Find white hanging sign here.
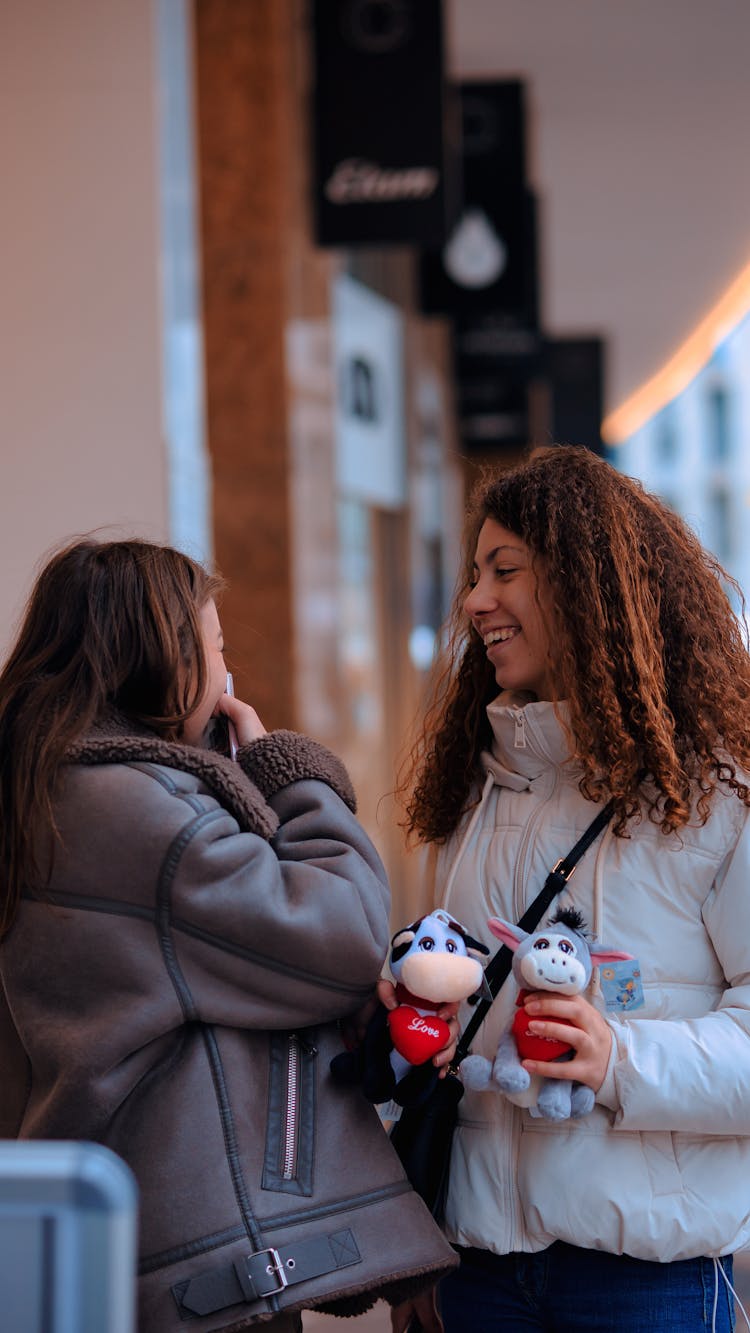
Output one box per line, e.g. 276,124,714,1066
331,275,406,509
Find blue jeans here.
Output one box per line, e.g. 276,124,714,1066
440,1242,736,1332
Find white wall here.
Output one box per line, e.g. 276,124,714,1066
0,0,168,654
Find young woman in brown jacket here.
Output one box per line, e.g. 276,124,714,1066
0,537,456,1333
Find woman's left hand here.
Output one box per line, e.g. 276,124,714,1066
521,990,612,1092
377,979,461,1077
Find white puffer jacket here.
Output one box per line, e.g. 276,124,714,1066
437,694,750,1261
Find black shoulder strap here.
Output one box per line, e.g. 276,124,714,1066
455,798,615,1063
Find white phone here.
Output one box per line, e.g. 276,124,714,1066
225,672,239,761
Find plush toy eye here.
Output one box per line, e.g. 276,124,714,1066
419,936,435,951
533,938,550,950
558,940,575,955
445,939,458,953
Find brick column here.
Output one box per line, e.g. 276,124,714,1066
193,0,295,729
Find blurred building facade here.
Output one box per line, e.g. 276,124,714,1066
5,0,750,921
609,290,750,602
2,0,471,920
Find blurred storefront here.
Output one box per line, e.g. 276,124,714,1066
185,0,608,912
1,0,590,915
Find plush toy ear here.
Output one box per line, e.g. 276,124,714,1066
589,946,635,966
465,937,491,959
487,918,528,952
443,917,490,959
391,919,422,947
389,929,417,965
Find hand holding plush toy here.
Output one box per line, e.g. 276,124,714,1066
330,909,489,1109
461,906,633,1121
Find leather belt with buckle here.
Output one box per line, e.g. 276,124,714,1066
173,1227,361,1317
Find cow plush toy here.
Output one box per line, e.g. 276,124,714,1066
461,906,633,1120
330,909,489,1109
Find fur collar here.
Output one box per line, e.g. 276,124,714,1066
66,716,278,840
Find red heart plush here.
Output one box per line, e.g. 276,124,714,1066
388,1006,450,1066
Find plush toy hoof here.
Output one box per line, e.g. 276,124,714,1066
460,1055,493,1091
536,1083,573,1121
493,1065,531,1095
538,1102,571,1121
570,1085,596,1118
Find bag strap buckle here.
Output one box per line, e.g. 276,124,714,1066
549,856,573,883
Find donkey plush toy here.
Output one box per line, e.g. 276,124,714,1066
330,909,489,1109
461,907,633,1120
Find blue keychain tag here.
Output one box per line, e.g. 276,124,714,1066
599,960,645,1012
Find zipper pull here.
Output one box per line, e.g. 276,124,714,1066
514,709,527,749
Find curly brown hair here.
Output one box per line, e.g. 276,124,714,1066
401,445,750,843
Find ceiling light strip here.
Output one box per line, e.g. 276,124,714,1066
603,254,750,445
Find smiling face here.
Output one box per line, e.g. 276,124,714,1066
464,519,558,701
181,598,228,746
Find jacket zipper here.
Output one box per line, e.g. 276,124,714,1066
512,767,560,921
506,765,559,1250
282,1034,317,1181
513,707,527,749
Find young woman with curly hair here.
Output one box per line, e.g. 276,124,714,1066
394,446,750,1333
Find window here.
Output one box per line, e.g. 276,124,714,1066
706,383,731,462
655,409,678,465
709,485,733,563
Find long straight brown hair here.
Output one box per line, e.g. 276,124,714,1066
0,537,224,940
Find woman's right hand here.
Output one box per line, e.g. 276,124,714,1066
216,691,266,745
377,979,461,1077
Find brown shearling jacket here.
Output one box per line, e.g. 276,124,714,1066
0,723,457,1331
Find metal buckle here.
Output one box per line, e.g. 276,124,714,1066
551,857,573,882
251,1247,289,1296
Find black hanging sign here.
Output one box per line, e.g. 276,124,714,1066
455,366,532,454
311,0,457,247
420,81,536,321
544,337,607,456
452,190,542,383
